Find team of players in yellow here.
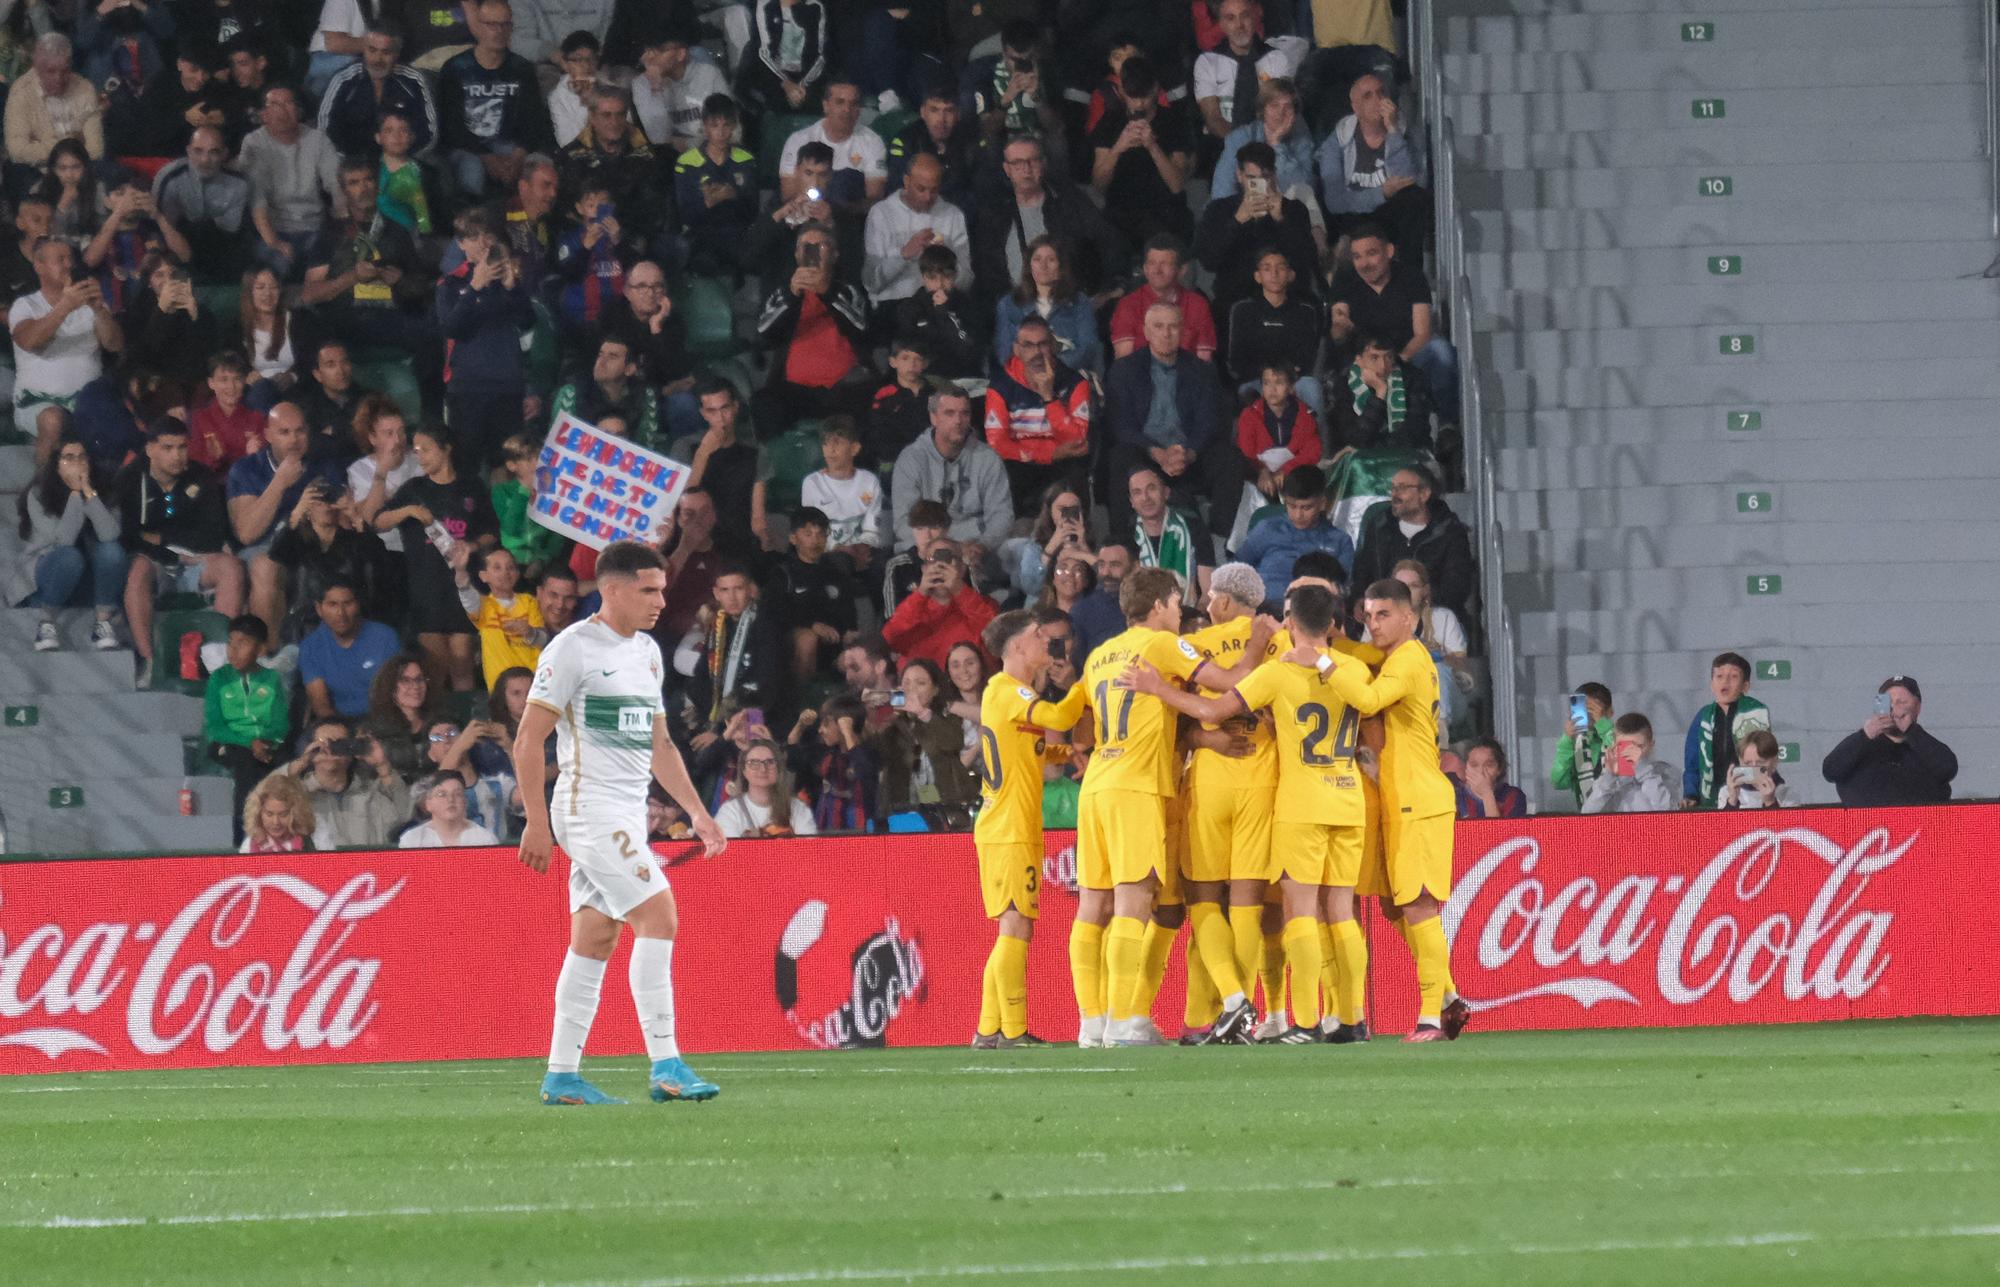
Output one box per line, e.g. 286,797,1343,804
970,556,1471,1048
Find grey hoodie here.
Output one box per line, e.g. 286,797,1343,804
888,430,1014,553
1581,759,1678,815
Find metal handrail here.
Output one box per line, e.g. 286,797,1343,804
1987,0,1998,236
1413,0,1519,771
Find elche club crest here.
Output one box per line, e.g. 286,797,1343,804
774,900,925,1049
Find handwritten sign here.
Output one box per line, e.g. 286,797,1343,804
529,413,690,551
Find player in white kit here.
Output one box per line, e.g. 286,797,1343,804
514,540,728,1106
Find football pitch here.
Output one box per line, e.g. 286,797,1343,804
3,1019,1997,1286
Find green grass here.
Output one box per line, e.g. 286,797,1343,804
3,1019,1999,1286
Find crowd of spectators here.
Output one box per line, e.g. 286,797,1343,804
0,0,1499,847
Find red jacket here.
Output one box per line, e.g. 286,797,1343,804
1235,398,1320,478
983,355,1092,465
1110,284,1217,359
882,583,998,667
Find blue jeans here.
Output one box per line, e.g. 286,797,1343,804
30,541,128,611
1406,338,1461,421
448,142,520,201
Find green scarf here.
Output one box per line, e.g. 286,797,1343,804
1347,363,1405,432
1134,508,1199,589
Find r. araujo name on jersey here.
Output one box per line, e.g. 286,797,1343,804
526,617,666,814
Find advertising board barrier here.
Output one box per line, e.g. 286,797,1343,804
3,805,1996,1073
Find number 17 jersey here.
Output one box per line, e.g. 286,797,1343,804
1078,625,1206,797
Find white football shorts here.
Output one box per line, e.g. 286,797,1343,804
554,807,667,919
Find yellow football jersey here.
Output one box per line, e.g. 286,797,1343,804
974,675,1085,848
1079,626,1205,796
1231,654,1367,827
1183,616,1274,785
1328,639,1456,820
1268,625,1386,669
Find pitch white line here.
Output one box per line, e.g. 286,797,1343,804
544,1225,2000,1286
5,1162,1990,1230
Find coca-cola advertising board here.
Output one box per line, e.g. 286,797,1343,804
3,806,1997,1073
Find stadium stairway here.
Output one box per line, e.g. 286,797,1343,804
0,443,234,855
1443,0,2000,807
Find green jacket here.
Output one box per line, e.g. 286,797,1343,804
204,665,289,749
492,478,568,569
1550,715,1615,804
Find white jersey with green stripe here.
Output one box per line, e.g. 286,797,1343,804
527,616,667,818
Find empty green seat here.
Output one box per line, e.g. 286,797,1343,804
682,274,744,359
763,422,825,515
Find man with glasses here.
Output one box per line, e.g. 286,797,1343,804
116,417,245,682
556,86,665,254
1349,465,1475,620
971,132,1124,305
599,260,697,436
983,315,1092,515
438,0,555,198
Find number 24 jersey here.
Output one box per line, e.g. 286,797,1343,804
1232,655,1368,827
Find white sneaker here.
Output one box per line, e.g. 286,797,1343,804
90,619,118,651
1112,1017,1169,1047
1076,1013,1106,1049
33,621,59,652
1252,1013,1289,1043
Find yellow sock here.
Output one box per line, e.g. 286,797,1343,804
1316,923,1337,1023
1183,932,1220,1028
1068,921,1105,1020
978,938,1004,1036
1410,916,1450,1025
1329,918,1369,1026
996,935,1030,1039
1280,917,1324,1029
1260,930,1287,1016
1105,916,1146,1022
1229,905,1263,998
1189,903,1245,1003
1130,918,1176,1018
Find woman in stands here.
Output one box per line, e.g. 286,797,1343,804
943,641,989,774
714,737,816,838
34,139,104,248
365,653,446,779
374,421,498,690
10,432,127,653
874,657,978,816
398,771,500,849
1004,480,1093,603
241,773,321,852
992,236,1104,376
238,266,316,412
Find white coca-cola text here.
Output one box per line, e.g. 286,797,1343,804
1444,826,1907,1013
0,873,404,1060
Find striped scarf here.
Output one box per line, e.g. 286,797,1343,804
1347,364,1405,433
1134,508,1199,590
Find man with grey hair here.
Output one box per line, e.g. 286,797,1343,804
4,32,102,185
317,23,440,158
555,85,665,248
889,385,1013,570
152,126,254,283
1104,298,1240,542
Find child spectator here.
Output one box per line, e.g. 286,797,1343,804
673,93,757,279
547,30,601,147
1329,333,1432,455
1226,248,1323,408
1233,465,1352,601
1551,681,1615,808
788,692,879,833
554,178,630,331
799,418,883,572
1719,729,1796,810
203,613,290,840
188,351,266,473
492,433,567,577
374,112,440,237
761,506,857,684
1583,714,1679,815
891,245,981,380
451,544,546,689
863,335,940,469
1682,651,1769,809
1456,737,1528,820
1235,362,1320,504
